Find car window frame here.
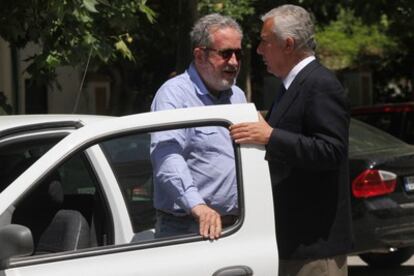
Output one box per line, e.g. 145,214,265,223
5,119,245,269
99,120,245,236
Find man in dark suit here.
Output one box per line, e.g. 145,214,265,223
230,4,353,276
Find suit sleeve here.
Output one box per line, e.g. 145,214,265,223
266,74,350,171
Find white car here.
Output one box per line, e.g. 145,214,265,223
0,103,278,276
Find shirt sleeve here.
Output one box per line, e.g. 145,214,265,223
150,82,205,212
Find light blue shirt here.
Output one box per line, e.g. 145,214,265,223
150,63,246,216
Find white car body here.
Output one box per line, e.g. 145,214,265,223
0,103,278,275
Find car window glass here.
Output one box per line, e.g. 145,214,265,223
60,153,96,195
349,119,405,154
353,112,404,138
100,133,154,233
10,150,112,257
0,137,63,192
100,125,240,240
404,112,414,143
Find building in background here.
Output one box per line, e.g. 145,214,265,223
0,39,111,115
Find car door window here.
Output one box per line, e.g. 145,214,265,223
100,133,154,233
58,152,112,246
0,136,64,192
99,125,240,239
10,150,112,257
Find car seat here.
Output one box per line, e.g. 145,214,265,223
12,172,90,254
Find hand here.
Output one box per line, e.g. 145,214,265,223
191,204,222,240
229,112,273,145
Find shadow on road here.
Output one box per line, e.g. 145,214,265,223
350,265,414,276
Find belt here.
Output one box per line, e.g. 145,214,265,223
156,210,238,227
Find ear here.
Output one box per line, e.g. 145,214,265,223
284,37,295,53
194,48,205,65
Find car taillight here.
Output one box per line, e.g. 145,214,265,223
352,169,397,198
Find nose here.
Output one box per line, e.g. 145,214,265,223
228,52,240,66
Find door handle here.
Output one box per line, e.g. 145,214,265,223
213,265,253,276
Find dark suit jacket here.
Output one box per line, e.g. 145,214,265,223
266,60,353,259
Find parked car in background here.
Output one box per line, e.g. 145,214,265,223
349,119,414,267
352,101,414,143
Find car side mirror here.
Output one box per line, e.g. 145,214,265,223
0,224,33,269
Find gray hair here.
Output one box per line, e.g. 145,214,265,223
190,13,243,50
262,5,316,54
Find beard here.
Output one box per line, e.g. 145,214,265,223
205,63,239,92
217,76,235,90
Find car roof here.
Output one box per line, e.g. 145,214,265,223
0,114,113,138
0,114,112,130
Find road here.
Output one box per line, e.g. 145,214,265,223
349,255,414,276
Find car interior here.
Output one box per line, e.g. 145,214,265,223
0,137,113,255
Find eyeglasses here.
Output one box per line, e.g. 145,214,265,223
202,47,243,61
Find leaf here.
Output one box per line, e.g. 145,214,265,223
139,1,157,23
46,53,61,68
83,0,99,13
114,40,135,62
83,32,97,45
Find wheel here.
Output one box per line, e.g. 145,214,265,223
359,247,414,268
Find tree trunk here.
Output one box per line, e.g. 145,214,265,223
175,0,198,74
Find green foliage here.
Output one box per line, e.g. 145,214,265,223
316,8,396,70
0,0,155,83
197,0,259,49
198,0,255,20
2,0,413,110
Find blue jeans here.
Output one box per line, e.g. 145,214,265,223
154,211,199,238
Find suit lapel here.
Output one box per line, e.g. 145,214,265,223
268,60,320,126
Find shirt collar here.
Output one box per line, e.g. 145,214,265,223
187,63,233,100
283,56,315,89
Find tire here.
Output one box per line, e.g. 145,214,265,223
359,247,414,268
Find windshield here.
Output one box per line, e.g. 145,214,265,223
353,110,414,143
349,119,405,154
0,136,64,193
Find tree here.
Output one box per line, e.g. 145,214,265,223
3,0,413,114
316,8,396,71
350,1,414,100
306,0,414,100
0,0,155,86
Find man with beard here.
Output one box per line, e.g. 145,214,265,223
150,14,246,240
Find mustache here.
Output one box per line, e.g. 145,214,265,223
223,65,238,72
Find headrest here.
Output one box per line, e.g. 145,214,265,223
17,172,64,212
